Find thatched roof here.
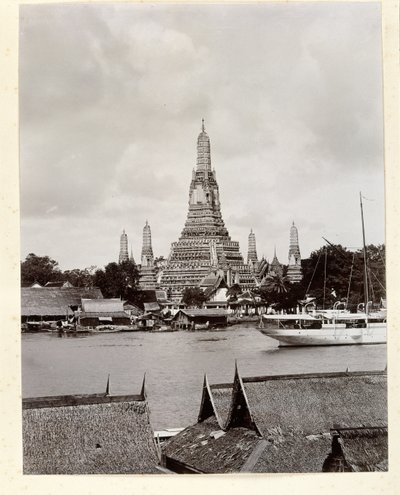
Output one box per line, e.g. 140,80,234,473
23,386,159,474
163,416,262,473
241,370,387,473
209,384,233,426
81,298,123,313
330,427,388,472
21,287,103,317
186,369,388,473
144,302,161,312
241,371,387,437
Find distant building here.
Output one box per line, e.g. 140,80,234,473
21,287,103,322
268,247,283,277
44,281,74,288
162,368,387,473
199,271,229,308
159,121,257,301
287,222,302,283
247,229,258,266
118,229,129,263
138,221,158,289
23,378,160,474
78,298,130,327
171,309,228,330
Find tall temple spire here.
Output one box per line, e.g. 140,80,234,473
269,245,283,277
196,119,212,173
138,220,157,289
287,221,302,283
247,229,258,264
141,221,154,267
119,229,129,263
160,122,257,301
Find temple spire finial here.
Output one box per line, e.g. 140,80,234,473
202,118,205,132
105,374,110,396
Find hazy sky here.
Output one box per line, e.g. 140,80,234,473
20,2,385,271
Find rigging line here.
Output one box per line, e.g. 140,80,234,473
369,268,386,292
305,248,323,297
323,246,328,310
346,252,356,306
368,267,375,302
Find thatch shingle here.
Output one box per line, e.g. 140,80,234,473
166,370,387,474
23,392,159,474
163,416,262,473
21,287,103,317
323,427,388,472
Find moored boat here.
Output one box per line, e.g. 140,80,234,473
259,313,386,346
259,193,386,347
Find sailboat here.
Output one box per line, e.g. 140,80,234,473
259,194,387,347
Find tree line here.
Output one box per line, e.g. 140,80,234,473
21,243,385,310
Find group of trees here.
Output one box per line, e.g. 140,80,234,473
21,254,141,301
253,243,386,311
21,242,386,311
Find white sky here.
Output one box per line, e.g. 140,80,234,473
19,2,385,271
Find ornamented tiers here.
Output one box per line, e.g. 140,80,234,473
160,121,257,301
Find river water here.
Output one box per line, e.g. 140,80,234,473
21,324,387,430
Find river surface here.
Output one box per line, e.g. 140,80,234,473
22,324,387,430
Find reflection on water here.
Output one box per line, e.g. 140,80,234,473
22,325,387,429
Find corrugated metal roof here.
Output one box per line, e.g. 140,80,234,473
81,299,123,313
79,311,129,319
180,309,228,317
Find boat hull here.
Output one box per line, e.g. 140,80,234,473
260,324,386,347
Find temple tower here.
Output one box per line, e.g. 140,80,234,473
138,221,157,289
269,247,283,277
247,229,258,265
287,222,302,283
118,230,129,263
160,121,257,301
141,220,154,267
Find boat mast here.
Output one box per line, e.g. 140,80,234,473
360,192,369,314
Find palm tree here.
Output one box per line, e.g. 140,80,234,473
262,273,289,295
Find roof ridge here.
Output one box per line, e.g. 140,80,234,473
209,369,386,388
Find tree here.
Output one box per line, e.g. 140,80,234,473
21,253,61,286
301,243,386,308
260,273,291,310
182,287,207,308
226,283,242,302
93,260,139,299
62,267,96,288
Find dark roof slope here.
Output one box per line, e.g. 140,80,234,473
244,371,387,473
21,287,103,316
334,427,388,472
23,391,159,474
163,416,262,473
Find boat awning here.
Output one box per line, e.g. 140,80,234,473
262,314,318,321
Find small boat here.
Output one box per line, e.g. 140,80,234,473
88,325,122,334
194,322,210,331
